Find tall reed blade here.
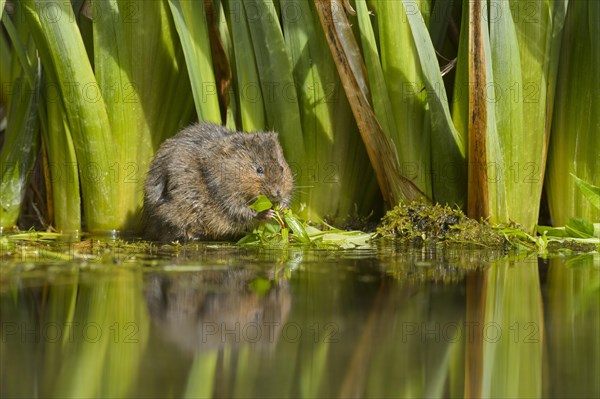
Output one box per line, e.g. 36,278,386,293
240,0,305,162
546,0,599,224
466,0,492,221
454,0,567,231
355,0,466,207
22,0,117,231
487,0,566,231
0,16,11,107
377,0,432,198
168,0,221,123
315,0,426,206
223,0,266,131
94,0,194,232
400,0,466,207
281,0,379,221
44,72,81,232
0,8,40,228
211,0,239,129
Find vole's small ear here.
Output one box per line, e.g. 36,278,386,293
220,135,243,155
221,142,235,156
158,173,172,204
147,168,171,205
255,132,279,144
245,132,266,146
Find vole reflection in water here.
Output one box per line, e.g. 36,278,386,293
144,269,291,353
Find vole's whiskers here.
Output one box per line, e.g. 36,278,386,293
288,189,310,202
291,190,308,197
290,186,311,198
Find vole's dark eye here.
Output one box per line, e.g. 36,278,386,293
256,166,264,175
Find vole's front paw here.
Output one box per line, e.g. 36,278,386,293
256,209,275,219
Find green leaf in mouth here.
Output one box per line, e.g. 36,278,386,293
249,195,274,213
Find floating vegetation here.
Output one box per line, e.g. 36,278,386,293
546,240,598,254
1,199,596,264
377,201,507,248
0,230,159,265
377,201,599,253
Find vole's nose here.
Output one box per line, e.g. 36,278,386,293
271,190,282,203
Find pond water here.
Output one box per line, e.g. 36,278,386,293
1,241,598,398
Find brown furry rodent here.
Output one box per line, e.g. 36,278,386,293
143,122,293,241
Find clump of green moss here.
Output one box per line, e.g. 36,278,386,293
377,201,507,248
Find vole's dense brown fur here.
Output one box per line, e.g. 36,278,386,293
143,123,293,241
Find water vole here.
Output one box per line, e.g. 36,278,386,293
143,123,293,241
